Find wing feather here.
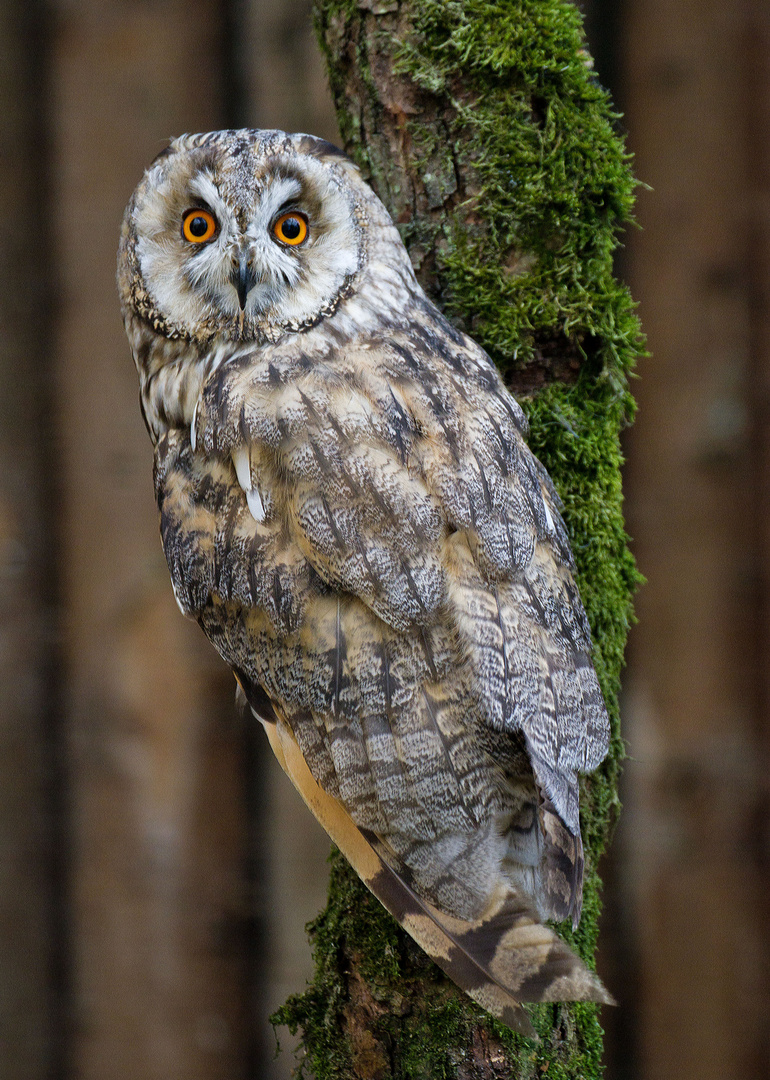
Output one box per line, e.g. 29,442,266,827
161,321,614,1019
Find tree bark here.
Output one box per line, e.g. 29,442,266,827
273,1,642,1077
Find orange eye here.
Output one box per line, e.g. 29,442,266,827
273,212,308,246
182,208,217,243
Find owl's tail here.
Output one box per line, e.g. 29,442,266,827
264,713,613,1039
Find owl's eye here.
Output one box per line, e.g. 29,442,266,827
182,208,217,244
273,212,308,246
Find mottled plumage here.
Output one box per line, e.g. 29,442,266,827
118,128,612,1036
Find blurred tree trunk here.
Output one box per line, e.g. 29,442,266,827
273,1,642,1077
620,0,770,1077
49,3,255,1077
0,4,61,1078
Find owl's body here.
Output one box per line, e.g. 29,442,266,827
119,129,612,1035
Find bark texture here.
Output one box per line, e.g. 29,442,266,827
273,1,642,1076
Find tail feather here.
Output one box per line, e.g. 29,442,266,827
263,713,613,1040
539,791,585,928
362,835,612,1038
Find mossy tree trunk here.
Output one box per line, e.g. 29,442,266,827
273,2,642,1076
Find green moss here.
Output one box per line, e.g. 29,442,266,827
277,0,645,1074
275,848,609,1079
320,0,640,387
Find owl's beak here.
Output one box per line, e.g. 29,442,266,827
231,256,258,310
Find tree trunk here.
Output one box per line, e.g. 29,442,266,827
273,1,642,1076
0,5,62,1077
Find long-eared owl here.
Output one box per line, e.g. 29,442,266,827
117,128,612,1036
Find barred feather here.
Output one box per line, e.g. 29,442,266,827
120,128,614,1031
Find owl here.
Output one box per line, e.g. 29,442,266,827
118,128,613,1037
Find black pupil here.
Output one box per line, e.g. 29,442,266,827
188,215,210,237
281,216,302,239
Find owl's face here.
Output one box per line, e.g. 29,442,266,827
119,130,378,346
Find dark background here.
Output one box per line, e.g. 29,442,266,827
1,1,768,1078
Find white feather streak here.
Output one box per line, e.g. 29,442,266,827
232,446,252,492
246,488,266,523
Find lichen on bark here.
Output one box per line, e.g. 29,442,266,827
271,1,643,1076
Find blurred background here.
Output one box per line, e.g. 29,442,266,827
1,1,768,1078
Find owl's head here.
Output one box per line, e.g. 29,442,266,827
118,129,406,349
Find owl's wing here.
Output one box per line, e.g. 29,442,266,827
161,329,611,1017
444,523,608,925
372,330,610,925
156,428,611,1035
191,336,609,865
